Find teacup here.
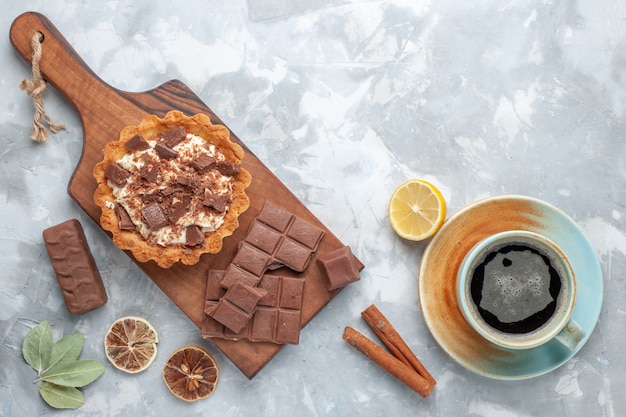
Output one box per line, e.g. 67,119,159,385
457,230,585,350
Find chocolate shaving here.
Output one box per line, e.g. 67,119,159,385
124,134,150,151
155,142,178,160
114,204,136,230
141,203,169,230
161,185,186,196
104,162,130,186
186,225,205,246
176,174,197,188
168,193,192,223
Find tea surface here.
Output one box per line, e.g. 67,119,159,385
470,244,562,334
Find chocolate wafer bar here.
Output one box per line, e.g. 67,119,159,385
43,219,108,314
201,270,305,344
220,201,325,289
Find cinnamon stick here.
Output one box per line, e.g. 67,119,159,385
361,304,436,386
343,326,434,398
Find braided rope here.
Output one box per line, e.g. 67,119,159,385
19,32,66,142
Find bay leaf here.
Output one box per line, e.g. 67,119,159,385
46,333,83,371
39,382,85,409
22,320,52,375
38,359,105,388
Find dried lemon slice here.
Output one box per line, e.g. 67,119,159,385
388,179,446,241
104,316,159,374
163,346,219,402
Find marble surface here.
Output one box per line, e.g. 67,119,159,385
1,0,624,416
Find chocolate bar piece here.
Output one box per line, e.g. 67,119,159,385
114,204,135,230
250,306,301,344
124,134,150,151
202,270,242,340
42,219,107,314
219,243,269,289
139,155,160,182
203,191,229,212
208,282,267,333
317,246,361,291
154,142,178,160
159,126,187,147
204,270,227,313
257,274,304,310
216,160,241,176
185,225,205,246
202,270,305,344
251,274,305,344
191,154,217,173
221,264,262,288
141,202,169,230
232,242,271,277
104,162,130,186
220,201,325,289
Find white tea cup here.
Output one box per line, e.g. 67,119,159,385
457,230,584,350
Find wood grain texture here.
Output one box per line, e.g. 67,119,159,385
10,12,361,378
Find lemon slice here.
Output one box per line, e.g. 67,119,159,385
388,179,446,241
104,316,159,374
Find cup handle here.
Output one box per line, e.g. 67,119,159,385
555,319,586,351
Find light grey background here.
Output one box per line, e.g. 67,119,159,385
1,0,624,416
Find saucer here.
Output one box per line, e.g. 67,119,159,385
418,195,603,380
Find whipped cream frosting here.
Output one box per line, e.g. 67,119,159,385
106,132,236,247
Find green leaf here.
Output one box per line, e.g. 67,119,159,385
39,382,85,409
46,333,84,372
22,320,52,375
38,359,105,388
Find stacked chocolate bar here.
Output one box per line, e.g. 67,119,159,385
201,201,362,345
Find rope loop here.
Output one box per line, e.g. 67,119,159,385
19,31,66,142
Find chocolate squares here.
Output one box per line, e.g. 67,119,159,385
248,201,325,271
202,201,326,345
317,246,361,291
202,271,305,344
200,201,364,348
221,201,325,289
209,282,267,333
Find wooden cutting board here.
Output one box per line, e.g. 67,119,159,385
10,12,361,379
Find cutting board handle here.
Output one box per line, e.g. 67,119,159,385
10,12,121,117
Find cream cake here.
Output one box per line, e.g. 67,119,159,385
93,111,252,268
